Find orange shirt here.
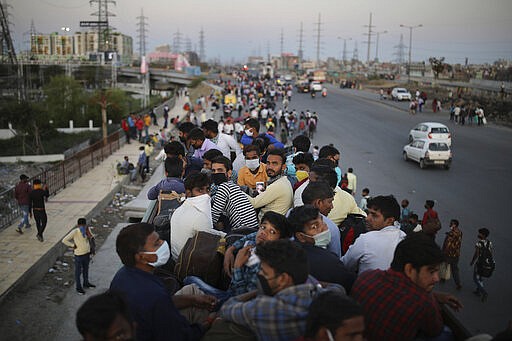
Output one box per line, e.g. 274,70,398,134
237,164,268,189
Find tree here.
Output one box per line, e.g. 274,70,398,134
43,75,87,126
429,57,447,79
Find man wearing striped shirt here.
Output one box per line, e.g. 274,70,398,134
210,156,259,231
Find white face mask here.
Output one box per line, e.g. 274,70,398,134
246,159,260,171
244,129,253,137
143,241,170,267
312,229,331,249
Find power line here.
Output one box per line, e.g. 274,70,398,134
89,0,116,52
363,12,375,63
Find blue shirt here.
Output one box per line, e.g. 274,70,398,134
110,266,202,341
323,214,342,258
147,177,185,200
193,139,220,159
241,133,285,149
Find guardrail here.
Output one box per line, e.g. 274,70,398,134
0,130,125,231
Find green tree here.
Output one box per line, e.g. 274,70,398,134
43,75,87,126
429,57,447,79
88,88,131,128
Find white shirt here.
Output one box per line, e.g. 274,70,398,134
211,133,242,159
170,194,225,260
341,225,406,275
293,179,309,207
346,172,357,193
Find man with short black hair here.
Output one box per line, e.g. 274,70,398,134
210,156,259,230
214,239,323,341
303,291,364,341
301,181,342,258
202,119,242,159
318,145,342,185
162,140,203,177
188,127,220,159
247,149,293,216
442,219,463,290
285,135,312,178
351,233,462,341
170,173,225,260
341,195,406,274
147,157,185,200
62,218,95,294
241,118,284,149
288,205,355,293
110,223,211,340
14,174,31,233
237,145,269,190
76,291,136,341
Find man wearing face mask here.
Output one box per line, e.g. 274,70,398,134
210,156,259,231
211,239,325,341
240,118,284,148
187,128,220,160
247,149,293,217
111,223,215,341
341,195,406,275
289,205,355,293
163,141,203,178
285,135,311,179
318,145,342,186
237,145,269,190
170,173,226,260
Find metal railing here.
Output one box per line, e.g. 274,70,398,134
0,130,124,231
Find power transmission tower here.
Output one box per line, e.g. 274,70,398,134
280,28,284,55
363,12,375,63
173,29,183,53
266,40,270,63
0,0,24,100
352,41,359,62
136,8,148,59
297,21,304,64
314,13,323,66
185,36,192,52
24,19,39,57
394,33,407,64
0,0,14,62
90,0,116,52
199,27,205,61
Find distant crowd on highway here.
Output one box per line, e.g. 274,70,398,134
72,73,506,341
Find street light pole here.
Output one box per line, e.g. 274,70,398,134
374,30,387,63
400,24,422,83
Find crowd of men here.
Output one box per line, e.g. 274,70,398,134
72,75,501,341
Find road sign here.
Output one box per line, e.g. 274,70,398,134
79,21,108,28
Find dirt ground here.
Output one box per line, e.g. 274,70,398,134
0,192,134,340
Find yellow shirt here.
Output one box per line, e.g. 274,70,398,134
247,176,293,216
328,186,366,225
237,164,269,189
62,227,92,256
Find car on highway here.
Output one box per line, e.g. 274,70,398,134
296,80,310,93
403,139,452,169
408,122,452,146
310,81,323,92
391,87,412,101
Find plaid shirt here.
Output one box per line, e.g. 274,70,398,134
230,232,260,295
351,269,443,341
220,283,323,341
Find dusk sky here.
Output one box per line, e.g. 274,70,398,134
8,0,512,64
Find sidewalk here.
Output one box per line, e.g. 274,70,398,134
0,95,190,303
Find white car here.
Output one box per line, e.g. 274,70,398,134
391,87,412,101
408,122,452,146
403,139,452,169
310,81,323,92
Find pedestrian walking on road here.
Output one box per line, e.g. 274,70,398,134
442,219,463,290
29,179,49,241
163,104,170,129
62,218,96,295
14,174,32,234
470,228,494,302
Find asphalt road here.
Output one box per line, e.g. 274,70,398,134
288,85,512,336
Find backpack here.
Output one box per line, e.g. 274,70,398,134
153,191,184,245
477,240,495,278
339,214,368,255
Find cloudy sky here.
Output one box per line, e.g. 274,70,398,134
8,0,512,64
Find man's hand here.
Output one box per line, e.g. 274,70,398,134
434,292,463,312
223,246,236,277
194,295,217,311
234,245,252,269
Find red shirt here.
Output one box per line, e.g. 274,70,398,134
422,208,438,226
351,269,443,341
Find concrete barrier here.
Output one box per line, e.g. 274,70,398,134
0,154,65,163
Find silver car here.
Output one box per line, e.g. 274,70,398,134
408,122,452,146
403,139,452,169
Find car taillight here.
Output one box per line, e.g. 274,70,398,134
448,133,451,138
428,133,432,139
